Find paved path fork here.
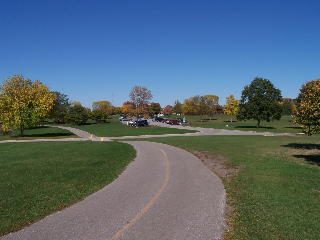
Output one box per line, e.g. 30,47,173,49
0,124,295,239
1,142,225,240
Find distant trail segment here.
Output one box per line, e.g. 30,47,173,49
1,141,226,240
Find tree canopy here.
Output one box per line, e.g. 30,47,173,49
163,105,173,115
182,96,200,115
0,75,56,135
173,100,183,114
65,102,90,125
202,95,219,118
150,102,161,116
121,101,135,116
91,101,112,123
50,91,70,124
294,79,320,135
237,77,282,127
129,86,152,107
224,95,240,122
281,98,295,116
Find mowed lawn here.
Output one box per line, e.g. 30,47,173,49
140,135,320,240
63,119,196,137
0,126,76,141
0,141,135,236
171,115,302,133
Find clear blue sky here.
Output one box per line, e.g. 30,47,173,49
1,0,319,107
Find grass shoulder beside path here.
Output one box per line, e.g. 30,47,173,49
129,135,320,240
0,126,77,141
0,141,135,236
58,119,197,137
171,115,302,133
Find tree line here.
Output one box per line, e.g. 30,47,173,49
0,75,319,135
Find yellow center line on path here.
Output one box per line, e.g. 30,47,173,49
110,148,171,240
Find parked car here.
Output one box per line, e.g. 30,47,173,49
167,120,180,125
119,116,130,121
127,120,135,126
153,117,164,122
136,119,149,127
128,119,149,127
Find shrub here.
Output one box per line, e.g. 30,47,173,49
65,105,89,125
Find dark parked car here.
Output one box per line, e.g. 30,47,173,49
129,119,149,127
137,119,148,126
153,117,164,122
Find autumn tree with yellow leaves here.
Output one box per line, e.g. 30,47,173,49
224,95,240,122
203,95,219,120
121,101,135,116
294,79,320,135
91,100,113,122
0,75,56,136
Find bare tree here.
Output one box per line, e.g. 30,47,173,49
129,86,153,107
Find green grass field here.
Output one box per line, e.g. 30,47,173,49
134,135,320,240
171,115,302,133
62,119,196,137
0,141,135,236
0,126,76,141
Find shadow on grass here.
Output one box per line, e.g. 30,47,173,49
10,126,75,138
235,125,275,130
282,143,320,150
196,119,217,122
28,126,51,129
203,118,217,121
293,154,320,166
76,122,97,126
282,143,320,166
22,132,74,138
285,126,303,130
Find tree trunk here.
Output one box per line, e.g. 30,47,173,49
307,125,312,136
20,125,24,136
257,119,261,128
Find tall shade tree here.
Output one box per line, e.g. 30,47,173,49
150,102,161,116
237,77,282,128
182,96,200,115
121,101,135,116
203,95,219,119
135,103,150,118
173,100,183,114
129,86,152,107
281,98,296,116
0,75,56,135
224,95,240,122
92,101,112,111
198,97,209,121
294,79,320,135
65,102,90,125
91,100,112,123
50,91,70,124
163,105,173,115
